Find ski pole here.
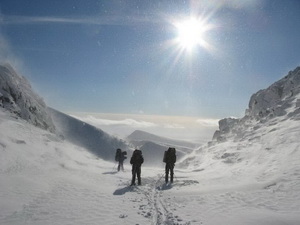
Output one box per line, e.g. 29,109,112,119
112,162,117,171
174,172,178,182
157,173,165,183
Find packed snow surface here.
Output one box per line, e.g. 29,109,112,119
1,105,300,225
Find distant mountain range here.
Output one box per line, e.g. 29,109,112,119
126,129,196,165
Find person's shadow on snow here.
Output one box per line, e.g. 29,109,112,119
157,183,172,191
102,171,118,175
113,186,134,195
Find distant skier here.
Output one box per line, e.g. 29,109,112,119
163,147,176,183
115,148,127,172
130,149,144,186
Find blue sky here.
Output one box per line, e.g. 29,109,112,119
0,0,300,120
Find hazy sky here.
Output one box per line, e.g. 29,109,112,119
0,0,300,141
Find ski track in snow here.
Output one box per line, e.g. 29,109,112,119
117,174,196,225
1,160,300,225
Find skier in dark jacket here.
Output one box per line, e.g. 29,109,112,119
115,148,127,172
130,149,144,186
163,147,176,183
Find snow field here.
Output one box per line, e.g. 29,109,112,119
1,107,300,225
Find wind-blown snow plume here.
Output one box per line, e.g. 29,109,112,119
49,108,129,161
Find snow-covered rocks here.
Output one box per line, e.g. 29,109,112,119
247,66,300,119
0,63,55,132
212,66,300,143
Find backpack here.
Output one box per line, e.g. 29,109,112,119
115,149,121,161
130,149,144,165
164,147,176,164
163,151,167,163
122,151,127,160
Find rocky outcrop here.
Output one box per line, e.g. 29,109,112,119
0,63,55,132
247,67,300,119
212,66,300,143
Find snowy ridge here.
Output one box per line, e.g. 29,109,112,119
178,66,300,211
49,108,129,161
0,63,55,132
127,130,196,149
0,63,132,162
212,66,300,143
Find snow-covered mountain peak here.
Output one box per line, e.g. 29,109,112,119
0,63,55,132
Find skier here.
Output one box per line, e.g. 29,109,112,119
115,148,127,172
130,149,144,186
163,147,176,183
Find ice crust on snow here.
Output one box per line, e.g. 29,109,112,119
0,63,55,132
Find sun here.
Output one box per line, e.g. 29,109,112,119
174,17,209,51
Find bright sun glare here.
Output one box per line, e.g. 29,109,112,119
174,17,209,51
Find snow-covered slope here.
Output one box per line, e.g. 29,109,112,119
0,63,55,132
177,66,300,223
49,108,129,161
1,93,300,225
0,63,132,162
184,67,300,172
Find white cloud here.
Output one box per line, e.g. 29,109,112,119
196,118,219,127
0,14,160,26
163,123,185,129
71,115,157,128
70,113,218,143
194,0,264,10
